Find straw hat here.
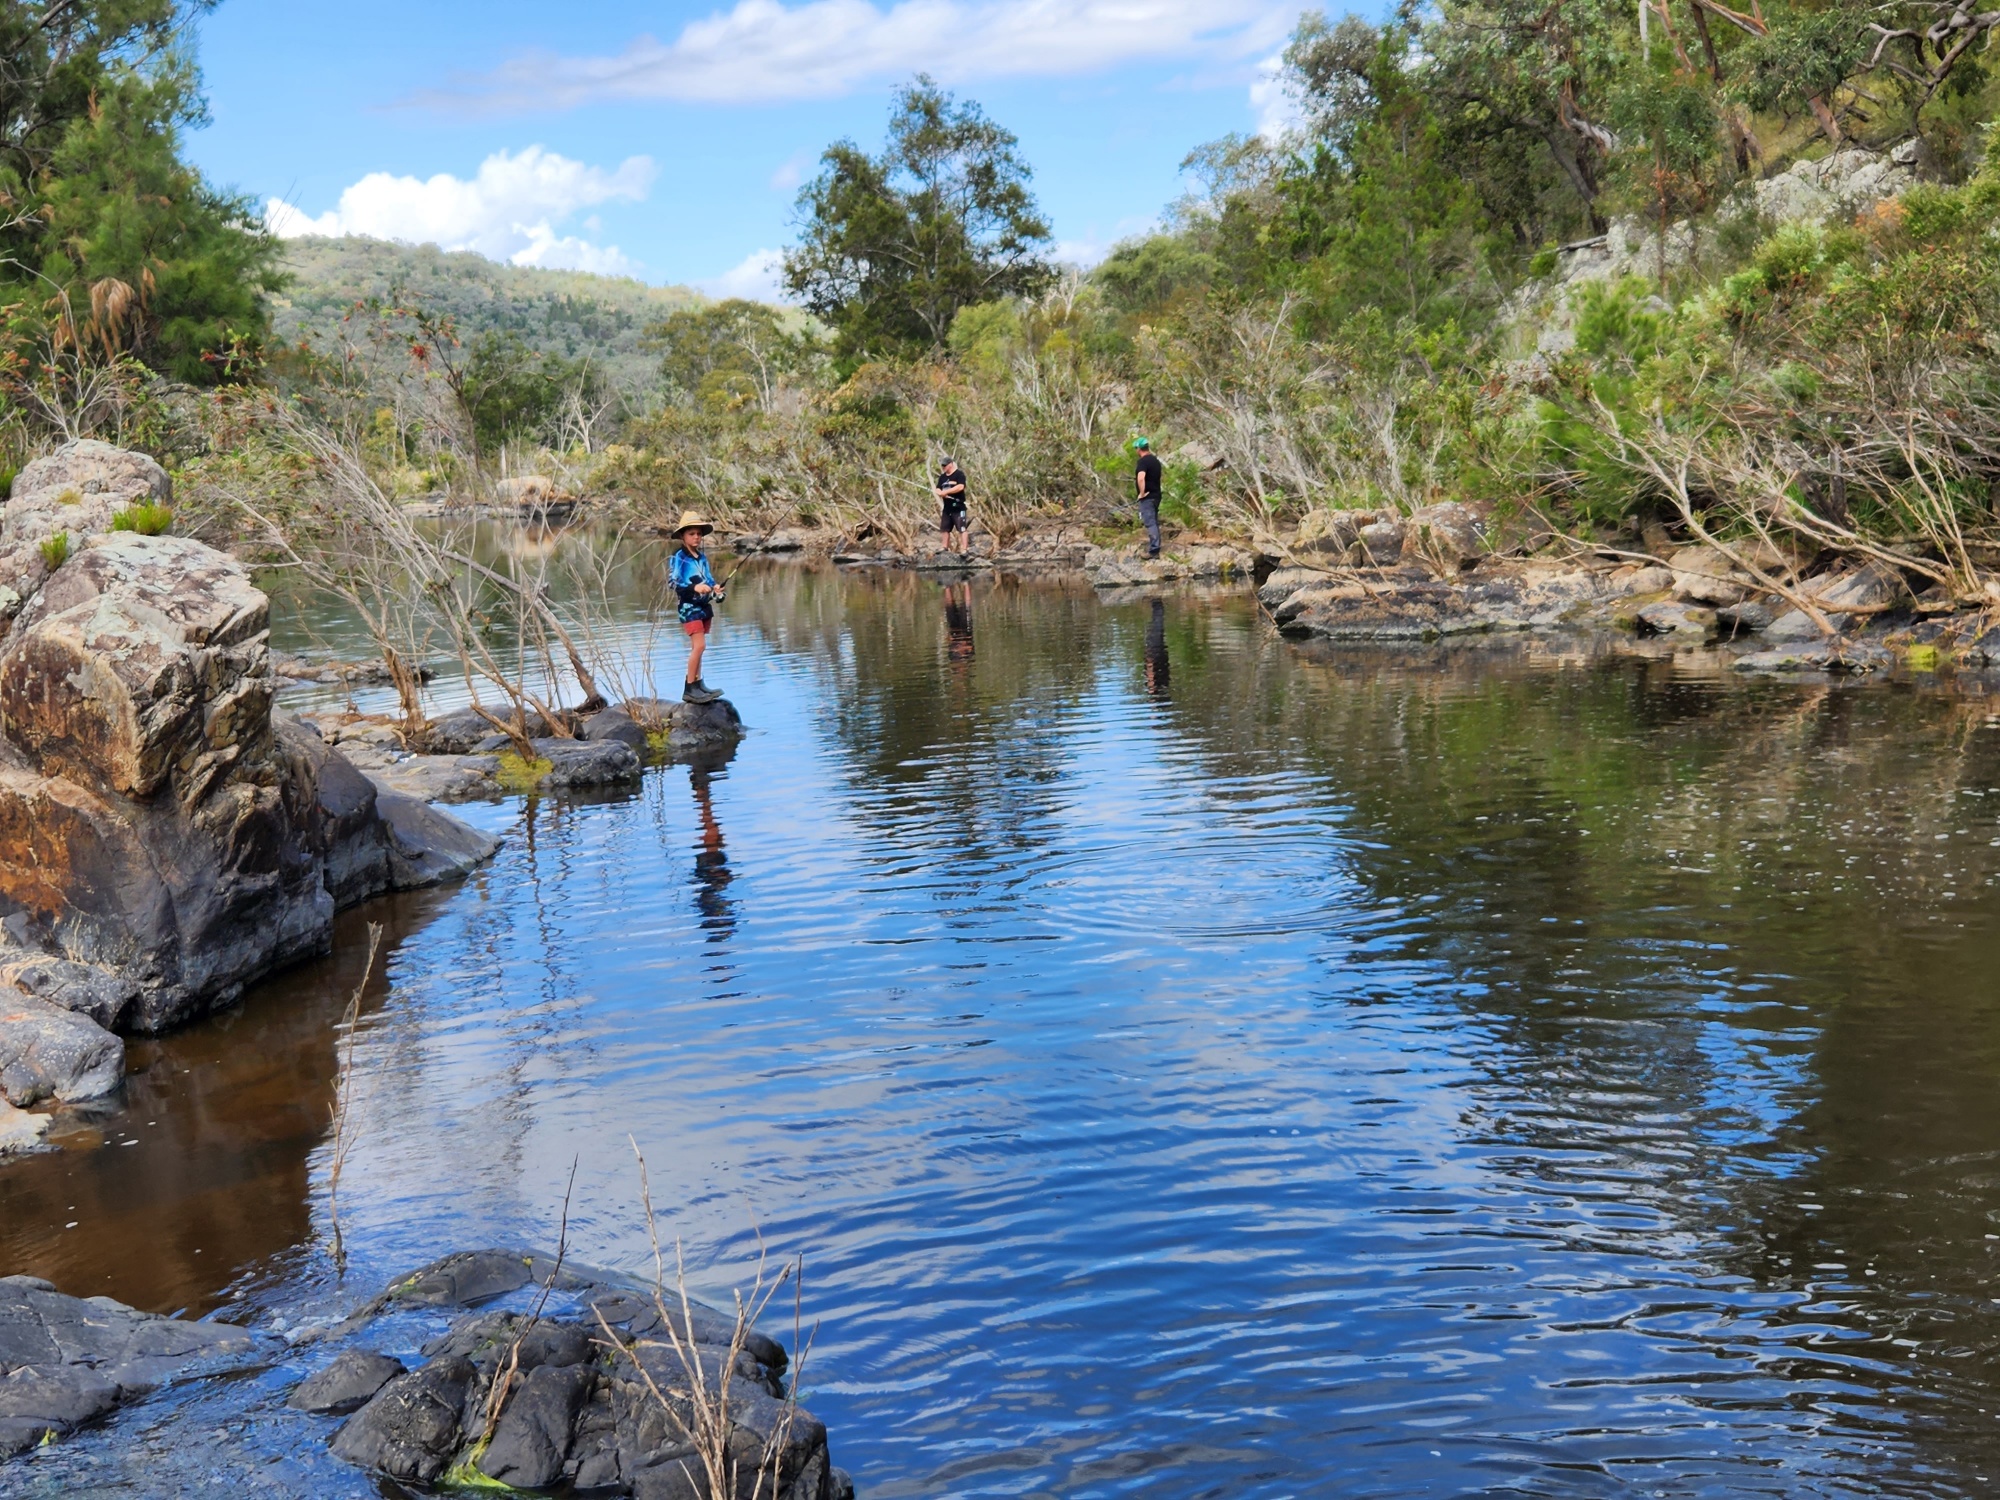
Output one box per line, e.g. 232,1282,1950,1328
670,510,713,536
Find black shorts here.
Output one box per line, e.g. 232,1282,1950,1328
941,507,969,533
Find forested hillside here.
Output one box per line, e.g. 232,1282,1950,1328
270,237,704,397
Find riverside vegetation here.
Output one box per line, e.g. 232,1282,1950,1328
7,0,2000,674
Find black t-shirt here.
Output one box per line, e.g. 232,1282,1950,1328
1135,454,1163,500
936,466,969,511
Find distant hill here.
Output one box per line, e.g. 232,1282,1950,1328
267,237,707,396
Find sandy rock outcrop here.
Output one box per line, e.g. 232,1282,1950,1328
1,440,171,551
0,447,500,1098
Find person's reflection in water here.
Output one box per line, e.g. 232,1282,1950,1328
1144,596,1171,697
687,756,736,946
944,580,975,672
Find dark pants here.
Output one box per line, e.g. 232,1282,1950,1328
1139,496,1161,554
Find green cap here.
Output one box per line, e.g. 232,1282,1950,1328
1134,436,1151,449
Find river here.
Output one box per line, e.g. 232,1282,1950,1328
4,558,2000,1497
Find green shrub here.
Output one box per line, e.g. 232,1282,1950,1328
0,467,15,502
110,502,173,535
1528,247,1558,279
38,532,69,570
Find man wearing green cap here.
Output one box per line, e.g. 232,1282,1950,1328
1134,438,1164,558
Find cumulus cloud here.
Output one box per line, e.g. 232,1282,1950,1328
264,146,656,275
701,247,792,301
1248,53,1301,141
414,0,1292,111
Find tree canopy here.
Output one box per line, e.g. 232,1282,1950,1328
0,0,279,385
784,77,1053,366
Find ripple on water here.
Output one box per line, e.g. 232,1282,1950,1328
9,572,2000,1498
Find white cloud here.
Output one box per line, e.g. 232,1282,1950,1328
700,247,792,302
264,146,655,276
1248,52,1300,141
418,0,1293,111
769,151,814,193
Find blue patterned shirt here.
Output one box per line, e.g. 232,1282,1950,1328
670,547,717,623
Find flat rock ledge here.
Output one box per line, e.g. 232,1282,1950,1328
0,1272,267,1456
0,1252,852,1499
305,697,746,802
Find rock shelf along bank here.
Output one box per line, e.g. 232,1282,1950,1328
0,1250,851,1499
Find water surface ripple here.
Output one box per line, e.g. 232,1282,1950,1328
6,565,2000,1498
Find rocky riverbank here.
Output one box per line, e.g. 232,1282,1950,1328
0,1250,850,1498
0,442,507,1155
724,500,2000,678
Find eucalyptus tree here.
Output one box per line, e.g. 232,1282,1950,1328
784,77,1054,365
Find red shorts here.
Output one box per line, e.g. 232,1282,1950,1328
683,618,711,637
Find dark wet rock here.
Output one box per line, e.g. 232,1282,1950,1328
308,1251,841,1500
582,705,650,752
422,1310,594,1371
0,1272,265,1454
274,713,391,907
0,1362,120,1456
622,697,746,754
1734,640,1894,673
376,791,501,886
479,1361,594,1487
1715,600,1775,636
0,992,122,1104
423,707,557,755
289,1350,406,1415
533,737,643,789
1633,600,1716,637
385,1250,538,1309
329,1354,476,1484
0,949,138,1032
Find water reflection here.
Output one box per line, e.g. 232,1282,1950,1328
1144,596,1170,697
688,753,738,947
7,563,2000,1497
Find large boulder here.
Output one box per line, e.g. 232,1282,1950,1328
0,992,122,1105
1400,502,1490,571
2,440,171,549
0,488,499,1035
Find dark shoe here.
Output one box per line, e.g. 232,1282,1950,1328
684,679,722,705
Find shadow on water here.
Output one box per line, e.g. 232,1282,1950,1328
0,891,459,1317
8,562,2000,1495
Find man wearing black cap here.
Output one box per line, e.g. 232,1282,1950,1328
935,456,970,555
1134,438,1163,558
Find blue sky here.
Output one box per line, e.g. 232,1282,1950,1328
188,0,1311,296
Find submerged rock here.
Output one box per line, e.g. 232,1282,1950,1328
1734,640,1895,673
0,1099,48,1155
288,1350,407,1415
0,1273,265,1457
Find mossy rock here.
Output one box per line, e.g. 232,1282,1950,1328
494,753,554,793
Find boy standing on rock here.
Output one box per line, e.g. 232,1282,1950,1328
935,456,970,555
670,511,724,703
1134,439,1164,558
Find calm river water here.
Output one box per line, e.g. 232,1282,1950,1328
5,558,2000,1498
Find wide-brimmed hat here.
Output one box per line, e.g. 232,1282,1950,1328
670,510,713,535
